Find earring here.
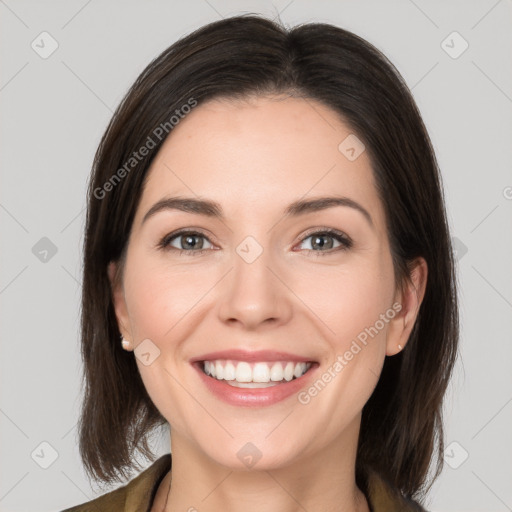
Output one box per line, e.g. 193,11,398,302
398,344,403,351
121,338,131,350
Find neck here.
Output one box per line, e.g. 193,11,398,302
163,416,370,512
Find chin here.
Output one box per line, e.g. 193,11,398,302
195,434,307,473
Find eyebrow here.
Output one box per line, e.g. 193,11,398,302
141,195,374,229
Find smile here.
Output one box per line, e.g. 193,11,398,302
191,349,319,407
202,360,312,388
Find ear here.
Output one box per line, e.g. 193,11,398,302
385,257,428,356
107,261,133,349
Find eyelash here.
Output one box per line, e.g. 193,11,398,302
157,228,353,256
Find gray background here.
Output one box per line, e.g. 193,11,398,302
1,1,511,511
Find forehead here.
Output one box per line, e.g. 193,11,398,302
134,95,386,233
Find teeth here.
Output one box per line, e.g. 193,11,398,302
227,381,279,388
294,363,305,378
235,362,252,382
270,362,283,381
284,362,295,381
253,362,270,382
202,359,312,383
224,361,236,380
215,361,224,380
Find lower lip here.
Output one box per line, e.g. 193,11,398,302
193,362,318,407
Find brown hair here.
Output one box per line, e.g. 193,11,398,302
78,13,459,504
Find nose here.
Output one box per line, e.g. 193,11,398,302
217,244,293,331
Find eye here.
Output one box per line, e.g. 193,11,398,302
296,228,353,255
157,227,353,256
158,230,214,255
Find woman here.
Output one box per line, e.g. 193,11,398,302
63,14,459,512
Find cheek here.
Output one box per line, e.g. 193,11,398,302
124,257,210,340
293,266,394,428
123,258,204,431
290,258,395,350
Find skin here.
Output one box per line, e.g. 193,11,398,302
108,94,427,512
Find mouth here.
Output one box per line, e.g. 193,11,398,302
198,359,313,388
190,350,319,406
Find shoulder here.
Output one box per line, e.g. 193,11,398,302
60,454,172,512
365,468,430,512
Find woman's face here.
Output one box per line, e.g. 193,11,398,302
110,94,420,470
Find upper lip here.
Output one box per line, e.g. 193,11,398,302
190,349,316,363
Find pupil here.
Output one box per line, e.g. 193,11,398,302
184,235,201,250
313,234,332,250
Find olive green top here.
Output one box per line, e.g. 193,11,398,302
61,454,427,512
